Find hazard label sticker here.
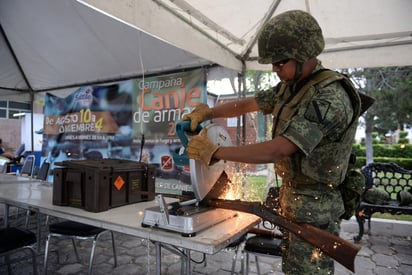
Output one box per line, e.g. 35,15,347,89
114,176,125,190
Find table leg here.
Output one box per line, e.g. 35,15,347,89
36,209,41,253
155,243,191,275
184,248,191,275
155,241,161,275
3,204,9,227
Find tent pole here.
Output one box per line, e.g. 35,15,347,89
241,64,247,146
30,92,34,157
239,61,248,199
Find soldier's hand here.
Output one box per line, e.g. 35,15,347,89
187,129,219,166
182,103,213,131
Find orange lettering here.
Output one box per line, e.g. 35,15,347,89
179,89,186,110
186,88,201,106
152,92,164,110
164,90,179,109
139,88,152,111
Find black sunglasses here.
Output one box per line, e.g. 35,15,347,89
273,58,291,68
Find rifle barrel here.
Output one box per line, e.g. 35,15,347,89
208,199,360,272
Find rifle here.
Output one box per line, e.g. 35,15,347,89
207,199,360,272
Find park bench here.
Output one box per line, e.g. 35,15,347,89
354,162,412,242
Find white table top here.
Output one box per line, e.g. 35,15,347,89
0,173,36,182
0,174,260,254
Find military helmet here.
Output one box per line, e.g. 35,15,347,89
258,10,325,64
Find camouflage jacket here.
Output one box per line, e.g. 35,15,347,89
255,61,361,187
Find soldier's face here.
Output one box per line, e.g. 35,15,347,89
272,59,296,81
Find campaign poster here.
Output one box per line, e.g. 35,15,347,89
41,68,206,195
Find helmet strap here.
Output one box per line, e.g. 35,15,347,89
286,62,303,89
294,62,303,81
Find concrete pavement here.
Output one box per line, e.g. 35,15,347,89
1,209,411,275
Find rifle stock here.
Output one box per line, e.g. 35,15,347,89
208,199,360,272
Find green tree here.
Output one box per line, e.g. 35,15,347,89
348,66,412,163
245,70,276,92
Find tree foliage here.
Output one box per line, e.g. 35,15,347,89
245,70,277,92
345,66,412,163
348,66,412,133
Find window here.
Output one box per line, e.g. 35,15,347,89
0,101,32,119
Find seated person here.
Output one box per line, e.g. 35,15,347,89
1,144,25,163
0,139,5,155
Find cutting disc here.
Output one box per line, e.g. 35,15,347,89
190,123,232,201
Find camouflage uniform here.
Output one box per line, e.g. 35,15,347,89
255,10,359,275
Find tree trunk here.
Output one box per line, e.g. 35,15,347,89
365,113,374,164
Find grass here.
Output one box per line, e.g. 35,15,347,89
246,175,412,222
244,176,267,201
373,213,412,221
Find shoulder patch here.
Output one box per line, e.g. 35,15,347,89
304,99,330,123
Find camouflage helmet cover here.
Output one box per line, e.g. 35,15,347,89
258,10,325,64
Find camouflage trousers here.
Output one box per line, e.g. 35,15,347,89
281,221,340,274
279,183,344,274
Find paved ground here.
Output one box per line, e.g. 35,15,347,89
1,209,411,275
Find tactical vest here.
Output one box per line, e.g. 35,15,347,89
273,70,361,187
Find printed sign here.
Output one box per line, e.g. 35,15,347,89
41,69,207,195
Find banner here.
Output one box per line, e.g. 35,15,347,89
42,68,206,195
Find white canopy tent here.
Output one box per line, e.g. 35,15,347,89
0,0,212,152
1,0,411,100
0,0,212,100
84,0,412,73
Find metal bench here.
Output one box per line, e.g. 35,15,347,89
354,162,412,242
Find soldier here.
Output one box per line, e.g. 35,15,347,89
183,10,362,274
